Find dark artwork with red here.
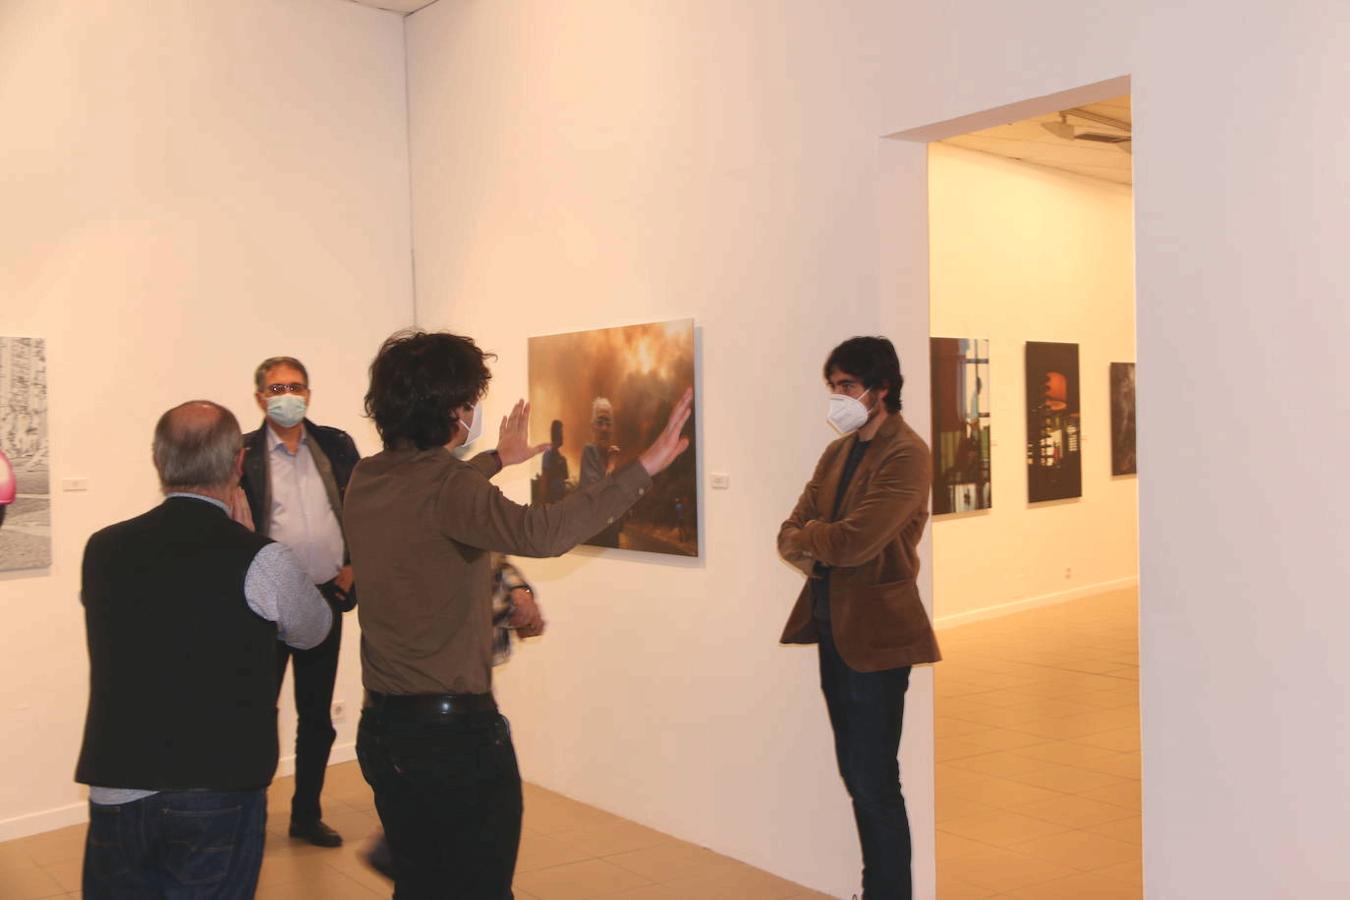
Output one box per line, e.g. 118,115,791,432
1025,341,1082,502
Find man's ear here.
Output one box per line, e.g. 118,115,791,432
232,447,246,482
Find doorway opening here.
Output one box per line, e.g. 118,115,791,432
923,93,1143,898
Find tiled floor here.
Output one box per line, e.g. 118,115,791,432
934,587,1142,900
0,764,830,899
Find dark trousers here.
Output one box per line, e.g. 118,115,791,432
356,707,523,900
82,789,266,900
818,619,913,900
276,609,342,824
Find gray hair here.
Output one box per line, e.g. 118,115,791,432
254,356,309,391
153,401,243,492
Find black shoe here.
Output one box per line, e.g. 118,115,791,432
289,819,343,848
363,835,396,881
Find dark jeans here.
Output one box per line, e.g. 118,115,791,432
276,608,342,824
356,706,522,900
82,789,266,900
818,619,913,900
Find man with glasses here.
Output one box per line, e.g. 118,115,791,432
239,356,360,848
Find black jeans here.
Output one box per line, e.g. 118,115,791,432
83,789,266,899
276,608,342,824
356,706,522,900
818,619,913,900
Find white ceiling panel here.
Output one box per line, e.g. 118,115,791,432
942,95,1133,186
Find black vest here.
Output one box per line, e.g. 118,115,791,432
75,497,279,791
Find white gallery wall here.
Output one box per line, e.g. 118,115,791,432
0,0,413,838
403,1,931,897
928,144,1138,624
881,0,1350,896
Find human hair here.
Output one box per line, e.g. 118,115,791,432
550,419,564,445
152,401,243,492
364,330,495,450
254,356,309,391
824,336,904,413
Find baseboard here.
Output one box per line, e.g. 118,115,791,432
934,576,1139,629
0,741,358,843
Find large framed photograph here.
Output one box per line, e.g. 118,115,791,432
528,319,698,557
0,336,51,571
930,337,991,515
1025,341,1082,503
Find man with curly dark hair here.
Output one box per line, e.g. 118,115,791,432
345,329,692,899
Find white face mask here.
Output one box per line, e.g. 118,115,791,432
827,390,872,435
458,403,484,448
266,394,307,429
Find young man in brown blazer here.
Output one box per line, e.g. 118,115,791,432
778,336,941,900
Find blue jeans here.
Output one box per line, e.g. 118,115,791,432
818,619,913,900
82,789,266,900
357,708,522,900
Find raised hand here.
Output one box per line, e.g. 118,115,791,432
638,387,694,477
496,399,552,467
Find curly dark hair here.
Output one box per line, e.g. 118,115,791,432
365,330,496,450
824,336,904,413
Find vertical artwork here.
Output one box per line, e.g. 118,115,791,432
1110,362,1137,476
930,337,991,515
1025,341,1082,502
528,319,698,557
0,337,51,571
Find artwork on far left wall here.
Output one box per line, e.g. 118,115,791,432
1110,362,1137,476
1025,340,1082,502
528,318,698,558
0,336,51,571
930,337,991,514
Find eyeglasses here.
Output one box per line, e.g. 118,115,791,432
264,382,308,395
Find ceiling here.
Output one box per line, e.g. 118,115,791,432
341,0,436,13
941,95,1133,186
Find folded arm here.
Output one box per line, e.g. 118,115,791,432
783,445,930,569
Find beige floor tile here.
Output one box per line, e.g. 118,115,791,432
604,840,736,882
1084,816,1142,845
1003,870,1141,899
1076,781,1142,811
0,863,69,900
947,751,1057,779
12,827,86,867
1008,830,1141,872
935,794,1003,825
1069,752,1141,780
553,820,672,858
941,843,1078,892
644,862,805,900
1016,795,1137,829
940,811,1074,847
936,831,995,862
1073,727,1141,752
254,866,382,899
936,870,1004,899
512,858,653,900
1097,859,1144,886
39,858,82,893
515,830,599,874
1001,763,1131,794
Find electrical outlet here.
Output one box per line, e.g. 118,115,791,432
711,473,731,490
331,700,347,721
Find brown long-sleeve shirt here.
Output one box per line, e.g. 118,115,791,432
344,447,651,695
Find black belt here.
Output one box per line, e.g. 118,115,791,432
363,690,497,718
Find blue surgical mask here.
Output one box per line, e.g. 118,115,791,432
266,394,307,428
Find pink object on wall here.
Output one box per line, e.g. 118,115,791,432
0,451,15,505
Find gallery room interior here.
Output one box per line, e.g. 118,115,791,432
2,1,1348,899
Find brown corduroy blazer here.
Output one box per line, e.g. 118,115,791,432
778,413,941,672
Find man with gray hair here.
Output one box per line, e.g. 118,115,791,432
75,400,332,899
